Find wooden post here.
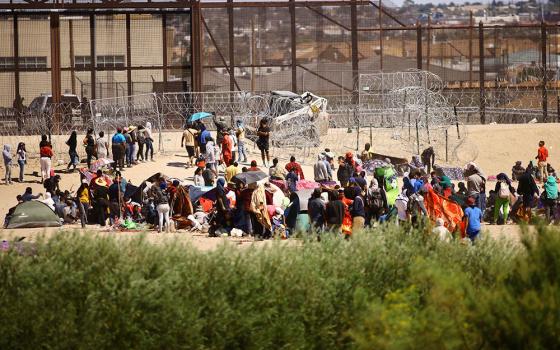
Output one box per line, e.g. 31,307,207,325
454,105,460,139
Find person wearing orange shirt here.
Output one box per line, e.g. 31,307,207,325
536,140,549,180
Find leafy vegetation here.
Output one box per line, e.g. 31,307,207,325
1,225,559,349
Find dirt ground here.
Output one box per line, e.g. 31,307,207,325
2,123,558,248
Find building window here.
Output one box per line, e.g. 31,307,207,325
75,55,91,69
20,56,47,69
96,55,125,68
0,57,14,69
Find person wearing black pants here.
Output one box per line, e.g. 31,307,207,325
84,128,96,170
93,178,109,227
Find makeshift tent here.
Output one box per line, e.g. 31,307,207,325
423,188,465,236
232,171,268,185
7,201,61,229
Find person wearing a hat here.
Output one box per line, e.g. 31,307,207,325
111,127,126,171
464,196,482,241
93,176,109,227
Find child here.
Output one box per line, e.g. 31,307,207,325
464,196,482,241
193,167,204,186
3,144,13,185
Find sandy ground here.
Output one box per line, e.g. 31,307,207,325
2,123,558,248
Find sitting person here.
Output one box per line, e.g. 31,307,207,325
511,161,525,181
432,218,452,242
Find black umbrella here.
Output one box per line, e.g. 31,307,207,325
232,171,268,185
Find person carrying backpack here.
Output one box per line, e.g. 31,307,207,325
493,173,515,224
366,178,385,224
542,175,558,223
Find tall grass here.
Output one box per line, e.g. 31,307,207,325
1,225,558,349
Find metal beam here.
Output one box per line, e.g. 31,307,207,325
290,0,297,92
126,13,132,96
228,0,235,91
479,21,486,124
304,5,350,31
191,1,202,92
351,0,359,92
416,22,422,70
90,14,96,99
200,14,241,91
541,21,548,122
162,13,168,86
13,14,19,100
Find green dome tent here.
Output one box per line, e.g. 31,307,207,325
7,201,61,229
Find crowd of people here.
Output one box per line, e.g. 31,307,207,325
3,113,559,242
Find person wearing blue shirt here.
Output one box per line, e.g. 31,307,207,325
464,196,482,241
199,127,211,154
111,128,126,171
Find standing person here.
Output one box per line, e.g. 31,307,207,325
285,156,305,180
111,128,126,172
16,142,26,182
93,177,109,227
123,128,133,168
221,130,233,167
465,162,487,215
128,125,138,165
314,154,330,183
204,136,218,175
181,124,198,167
154,181,171,233
256,118,271,167
76,179,92,225
421,146,435,174
193,167,205,186
517,167,539,221
136,125,146,162
308,188,325,234
66,131,79,172
198,124,211,155
285,192,300,235
536,140,549,180
84,128,95,169
350,188,366,233
361,143,375,162
144,121,155,162
464,196,482,241
325,190,345,233
96,131,108,159
337,156,352,187
493,173,515,225
542,175,558,223
366,178,384,224
39,135,53,183
3,144,13,185
236,120,248,163
230,128,238,164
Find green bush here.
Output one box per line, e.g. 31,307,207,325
0,225,559,349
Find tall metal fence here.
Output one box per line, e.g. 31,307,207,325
0,0,559,132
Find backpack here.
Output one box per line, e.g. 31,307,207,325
368,189,383,209
498,181,510,199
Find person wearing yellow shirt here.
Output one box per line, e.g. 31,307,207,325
225,161,240,183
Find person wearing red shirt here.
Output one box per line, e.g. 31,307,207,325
248,160,261,172
536,140,549,180
39,134,53,183
285,156,305,180
221,131,233,167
